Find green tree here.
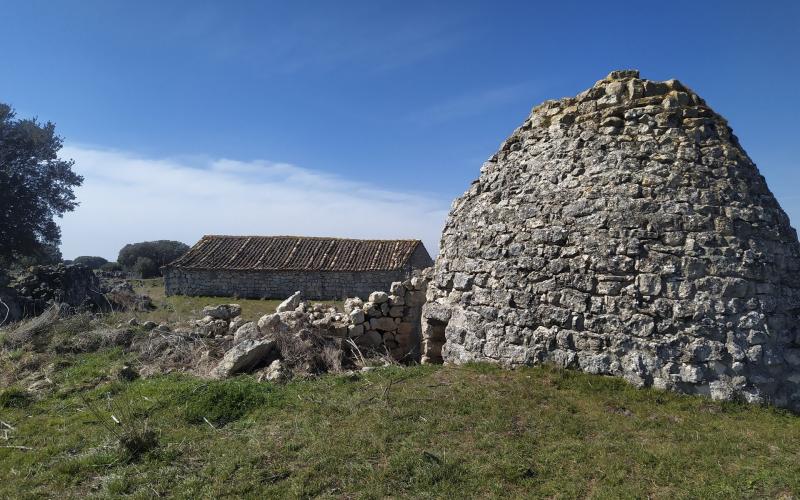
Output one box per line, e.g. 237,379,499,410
72,255,108,270
131,256,159,279
99,261,123,272
0,103,82,265
117,240,189,274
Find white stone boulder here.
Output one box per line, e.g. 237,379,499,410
202,303,242,320
369,291,389,304
349,309,365,324
233,321,260,343
276,291,303,313
211,339,278,378
259,359,288,382
344,297,363,314
228,316,246,333
257,311,307,337
390,281,406,295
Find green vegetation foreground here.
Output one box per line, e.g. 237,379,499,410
1,355,799,498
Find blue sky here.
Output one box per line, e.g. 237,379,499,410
2,0,799,259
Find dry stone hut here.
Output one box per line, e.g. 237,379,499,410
164,235,433,300
423,70,800,411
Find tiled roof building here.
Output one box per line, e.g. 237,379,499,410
163,235,433,299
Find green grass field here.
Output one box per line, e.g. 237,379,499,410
123,278,341,325
1,351,799,498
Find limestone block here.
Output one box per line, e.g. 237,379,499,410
369,291,389,304
233,321,260,343
211,339,277,379
348,323,365,337
370,317,397,332
202,303,242,320
356,330,382,348
349,309,365,324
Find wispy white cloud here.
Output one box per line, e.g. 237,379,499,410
409,82,537,125
58,145,449,261
165,4,467,75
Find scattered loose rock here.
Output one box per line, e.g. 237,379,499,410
201,304,242,321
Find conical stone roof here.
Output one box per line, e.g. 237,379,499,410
422,70,800,410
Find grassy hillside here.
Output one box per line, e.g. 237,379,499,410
1,350,799,498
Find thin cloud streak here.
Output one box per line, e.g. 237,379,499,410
166,4,468,75
409,82,537,125
58,145,449,261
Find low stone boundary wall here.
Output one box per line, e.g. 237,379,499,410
343,276,428,360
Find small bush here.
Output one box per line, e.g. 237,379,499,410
0,387,32,408
132,257,159,279
117,240,189,274
72,256,108,270
99,261,123,272
183,379,272,427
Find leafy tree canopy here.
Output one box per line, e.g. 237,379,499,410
0,103,82,265
131,256,159,279
72,255,108,270
118,240,189,274
99,261,123,272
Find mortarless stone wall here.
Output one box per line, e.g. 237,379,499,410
164,268,412,300
423,70,800,411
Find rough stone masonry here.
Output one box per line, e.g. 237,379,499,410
422,70,800,410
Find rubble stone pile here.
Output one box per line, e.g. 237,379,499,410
182,275,429,378
10,264,103,311
0,265,154,323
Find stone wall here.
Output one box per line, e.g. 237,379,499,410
343,275,428,360
220,274,430,362
2,264,107,320
423,70,800,411
164,268,415,300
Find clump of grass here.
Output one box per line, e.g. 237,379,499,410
183,378,274,427
118,427,159,461
80,391,160,463
0,386,31,408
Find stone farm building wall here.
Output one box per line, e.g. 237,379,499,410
164,236,433,300
165,268,413,300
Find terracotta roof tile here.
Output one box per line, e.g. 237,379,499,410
166,235,425,272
